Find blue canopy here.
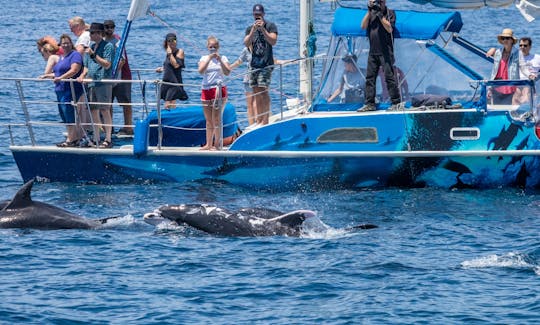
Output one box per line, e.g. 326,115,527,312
331,7,463,40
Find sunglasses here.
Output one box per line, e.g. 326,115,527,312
500,36,512,41
520,44,530,48
90,31,101,35
167,39,177,42
104,25,115,29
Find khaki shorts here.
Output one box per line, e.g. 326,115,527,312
88,84,112,110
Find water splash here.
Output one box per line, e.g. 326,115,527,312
461,252,540,275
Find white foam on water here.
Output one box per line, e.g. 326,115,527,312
461,252,537,273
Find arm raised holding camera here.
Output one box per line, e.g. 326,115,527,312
244,17,277,47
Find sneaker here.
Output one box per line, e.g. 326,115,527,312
357,104,376,112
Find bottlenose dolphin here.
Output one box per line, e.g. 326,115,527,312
0,179,117,230
144,204,377,237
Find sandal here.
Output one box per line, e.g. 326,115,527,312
99,140,113,148
56,140,79,148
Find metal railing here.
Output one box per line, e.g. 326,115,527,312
0,57,313,148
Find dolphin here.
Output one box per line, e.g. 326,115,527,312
0,179,117,230
144,204,377,237
144,204,316,237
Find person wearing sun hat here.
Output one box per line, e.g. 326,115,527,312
489,28,520,105
77,22,116,148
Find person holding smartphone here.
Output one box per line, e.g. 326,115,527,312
243,4,278,125
198,36,231,150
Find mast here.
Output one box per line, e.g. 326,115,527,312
299,0,314,104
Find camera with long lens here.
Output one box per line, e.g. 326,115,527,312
370,0,381,11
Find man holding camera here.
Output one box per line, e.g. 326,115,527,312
358,0,401,112
244,4,278,125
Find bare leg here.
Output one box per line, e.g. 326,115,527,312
201,100,213,150
122,104,133,134
90,109,101,145
246,91,256,125
101,108,113,143
213,97,227,150
165,100,176,109
253,86,270,125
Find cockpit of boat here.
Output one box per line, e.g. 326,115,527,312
313,7,537,118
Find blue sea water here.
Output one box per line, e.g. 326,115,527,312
1,0,540,323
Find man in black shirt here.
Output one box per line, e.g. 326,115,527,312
244,4,278,125
358,0,401,112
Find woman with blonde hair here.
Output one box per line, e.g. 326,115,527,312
198,35,231,150
38,42,60,79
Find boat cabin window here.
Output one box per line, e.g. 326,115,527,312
318,127,378,143
450,127,480,140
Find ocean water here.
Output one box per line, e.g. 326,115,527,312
1,0,540,323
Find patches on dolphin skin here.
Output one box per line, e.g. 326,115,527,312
144,204,377,237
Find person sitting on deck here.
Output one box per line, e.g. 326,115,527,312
326,54,365,103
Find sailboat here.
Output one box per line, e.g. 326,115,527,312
5,0,540,190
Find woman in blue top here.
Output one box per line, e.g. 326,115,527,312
52,34,83,147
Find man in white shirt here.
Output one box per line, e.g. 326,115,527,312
514,37,540,104
518,37,540,79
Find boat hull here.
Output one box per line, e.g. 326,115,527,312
11,145,540,190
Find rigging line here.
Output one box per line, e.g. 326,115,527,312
147,10,206,56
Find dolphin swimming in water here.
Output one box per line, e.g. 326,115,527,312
144,204,377,237
0,179,118,230
144,204,316,237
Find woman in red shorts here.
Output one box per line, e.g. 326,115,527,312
198,36,231,150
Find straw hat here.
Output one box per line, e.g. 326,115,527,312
497,28,517,45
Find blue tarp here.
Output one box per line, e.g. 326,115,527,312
146,103,239,147
331,7,463,40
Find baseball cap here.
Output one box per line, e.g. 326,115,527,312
253,4,265,14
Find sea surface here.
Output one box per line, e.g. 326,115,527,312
1,0,540,323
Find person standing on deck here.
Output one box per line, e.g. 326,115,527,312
69,17,90,56
198,36,231,151
155,33,188,109
69,16,92,138
358,0,401,112
103,19,133,136
77,23,115,148
489,28,520,105
244,3,278,125
230,46,256,125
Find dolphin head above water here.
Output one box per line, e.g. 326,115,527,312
144,204,317,237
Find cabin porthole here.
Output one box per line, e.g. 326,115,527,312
450,127,480,140
318,127,378,143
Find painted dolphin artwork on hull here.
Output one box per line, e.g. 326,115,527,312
144,204,320,237
144,204,377,237
0,179,117,230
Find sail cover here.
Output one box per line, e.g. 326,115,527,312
408,0,540,22
407,0,514,9
331,8,463,40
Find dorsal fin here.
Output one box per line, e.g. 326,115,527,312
270,210,316,228
4,179,34,210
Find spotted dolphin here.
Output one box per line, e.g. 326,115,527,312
144,204,377,237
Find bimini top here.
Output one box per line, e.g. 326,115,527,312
331,7,463,40
407,0,513,9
